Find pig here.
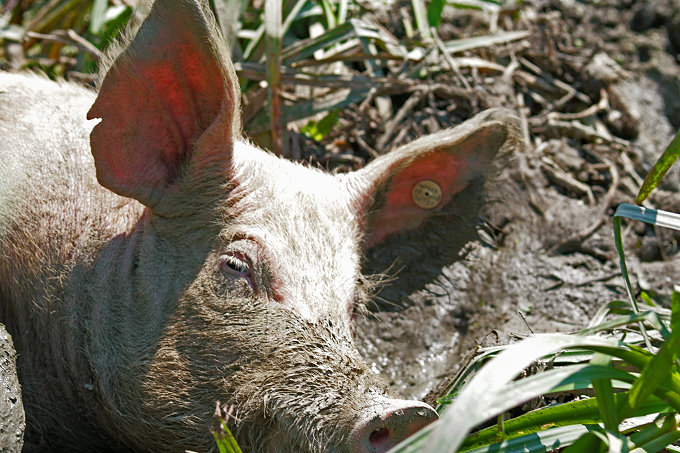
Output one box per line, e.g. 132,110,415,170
0,0,520,451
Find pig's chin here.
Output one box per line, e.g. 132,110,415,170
229,385,439,453
231,400,359,453
225,361,379,452
234,418,349,453
219,323,386,452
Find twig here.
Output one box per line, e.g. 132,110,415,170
519,57,591,104
389,123,412,152
516,311,535,334
503,57,520,84
358,87,378,114
551,159,619,254
547,88,609,121
530,116,630,147
432,27,472,91
574,271,621,287
619,152,644,188
25,29,103,59
540,157,595,204
376,92,422,151
355,134,379,158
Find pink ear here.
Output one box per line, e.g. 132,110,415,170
355,109,518,248
366,148,477,247
87,0,239,209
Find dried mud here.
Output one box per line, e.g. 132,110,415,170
0,324,24,452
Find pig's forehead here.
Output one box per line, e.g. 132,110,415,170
229,141,356,220
225,142,362,316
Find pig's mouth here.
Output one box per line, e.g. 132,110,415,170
232,395,438,453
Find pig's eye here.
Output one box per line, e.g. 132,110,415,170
219,241,258,291
220,252,252,282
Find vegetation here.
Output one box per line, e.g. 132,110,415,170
0,0,521,156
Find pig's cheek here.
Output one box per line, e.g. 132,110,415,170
215,278,255,302
192,274,253,314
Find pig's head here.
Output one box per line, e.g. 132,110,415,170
85,0,519,451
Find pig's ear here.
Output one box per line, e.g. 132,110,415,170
87,0,240,211
350,108,521,309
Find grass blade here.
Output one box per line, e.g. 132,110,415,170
421,334,619,453
213,0,250,50
242,23,265,61
213,418,243,453
300,110,339,141
411,0,431,40
628,414,680,453
613,209,650,349
281,21,354,63
264,0,283,155
337,0,348,24
443,30,531,53
464,425,595,453
637,128,680,204
319,0,336,29
89,0,108,35
591,353,619,432
235,61,416,91
427,0,445,28
672,289,680,327
247,88,366,134
461,396,672,451
281,0,309,37
562,430,607,453
632,428,680,453
449,0,503,11
578,311,669,338
621,309,680,419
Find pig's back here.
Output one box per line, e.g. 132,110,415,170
0,72,96,217
0,72,96,163
0,72,143,313
0,72,141,245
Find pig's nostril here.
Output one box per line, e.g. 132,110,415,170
368,427,390,448
349,399,438,453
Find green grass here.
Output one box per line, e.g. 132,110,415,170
213,417,243,453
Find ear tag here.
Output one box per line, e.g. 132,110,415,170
412,180,442,209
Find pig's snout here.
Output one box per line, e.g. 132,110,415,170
349,398,438,453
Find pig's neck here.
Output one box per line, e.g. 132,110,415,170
5,182,212,448
63,199,217,447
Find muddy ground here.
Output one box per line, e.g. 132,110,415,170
340,0,680,402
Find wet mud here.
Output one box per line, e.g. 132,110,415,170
353,0,680,401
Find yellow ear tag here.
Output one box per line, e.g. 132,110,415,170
412,180,442,209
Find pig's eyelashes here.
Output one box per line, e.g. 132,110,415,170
220,253,255,290
222,255,249,274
